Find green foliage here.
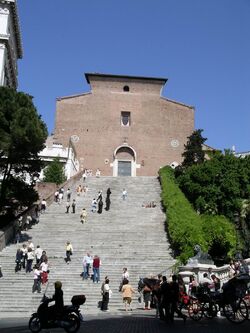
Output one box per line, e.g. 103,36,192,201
159,166,236,264
0,87,48,210
176,151,250,221
201,215,236,260
181,129,207,168
43,157,66,185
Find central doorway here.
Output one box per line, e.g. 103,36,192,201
118,161,132,176
113,145,137,177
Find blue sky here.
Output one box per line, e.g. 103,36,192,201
18,0,250,153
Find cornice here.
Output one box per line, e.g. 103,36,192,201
0,0,23,58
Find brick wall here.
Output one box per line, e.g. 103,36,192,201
54,75,194,176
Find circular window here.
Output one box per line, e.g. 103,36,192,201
104,159,109,164
71,135,79,143
123,85,130,92
170,139,179,148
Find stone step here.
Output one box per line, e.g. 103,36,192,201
0,176,174,318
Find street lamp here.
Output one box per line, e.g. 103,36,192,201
234,212,242,260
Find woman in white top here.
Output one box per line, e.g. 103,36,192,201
40,259,49,284
32,265,41,293
26,248,35,273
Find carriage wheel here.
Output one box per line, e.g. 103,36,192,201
188,299,202,321
202,301,218,319
223,298,248,324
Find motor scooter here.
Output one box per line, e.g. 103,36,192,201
29,285,86,333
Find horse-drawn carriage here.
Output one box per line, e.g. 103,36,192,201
138,274,249,324
188,275,249,324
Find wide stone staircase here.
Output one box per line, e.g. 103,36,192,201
0,176,174,318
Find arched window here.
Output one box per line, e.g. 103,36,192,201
123,85,130,92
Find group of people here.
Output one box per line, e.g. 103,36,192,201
54,188,65,204
76,184,89,196
79,252,101,283
91,188,112,213
15,241,49,293
82,168,101,181
100,268,135,312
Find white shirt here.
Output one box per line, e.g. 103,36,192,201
28,242,35,251
35,248,43,259
34,268,41,280
40,262,48,272
122,271,129,280
27,251,35,260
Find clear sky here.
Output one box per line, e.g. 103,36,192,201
17,0,250,153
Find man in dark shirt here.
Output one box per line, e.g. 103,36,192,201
169,275,187,322
49,280,64,319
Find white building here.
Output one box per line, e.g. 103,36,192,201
232,146,250,158
38,136,80,181
0,0,22,88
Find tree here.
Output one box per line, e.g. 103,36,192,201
0,87,48,210
181,129,207,168
159,166,236,264
176,151,250,256
43,157,66,185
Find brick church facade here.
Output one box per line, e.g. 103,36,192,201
54,73,194,176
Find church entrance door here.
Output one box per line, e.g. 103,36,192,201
113,145,137,177
118,161,131,176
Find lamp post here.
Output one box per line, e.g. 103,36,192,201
234,212,242,261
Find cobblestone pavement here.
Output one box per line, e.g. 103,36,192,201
0,312,250,333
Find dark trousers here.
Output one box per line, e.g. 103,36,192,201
66,251,71,262
22,255,27,268
72,206,75,213
101,292,109,310
32,279,41,293
26,259,33,273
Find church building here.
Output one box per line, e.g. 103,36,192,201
54,73,194,176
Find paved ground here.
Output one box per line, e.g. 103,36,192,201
0,312,250,333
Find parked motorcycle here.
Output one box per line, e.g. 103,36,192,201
29,291,86,333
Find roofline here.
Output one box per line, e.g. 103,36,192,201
85,73,168,84
56,92,91,101
161,96,194,109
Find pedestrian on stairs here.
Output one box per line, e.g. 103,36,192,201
122,189,127,200
82,252,92,279
80,208,87,224
26,247,35,273
40,199,47,213
91,198,97,213
101,278,111,311
58,191,63,204
20,243,28,269
65,241,73,264
65,201,70,213
32,264,41,293
40,258,49,284
71,199,76,213
35,245,43,264
121,279,135,311
97,198,103,214
93,255,101,283
15,247,22,272
105,188,111,211
66,188,71,202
